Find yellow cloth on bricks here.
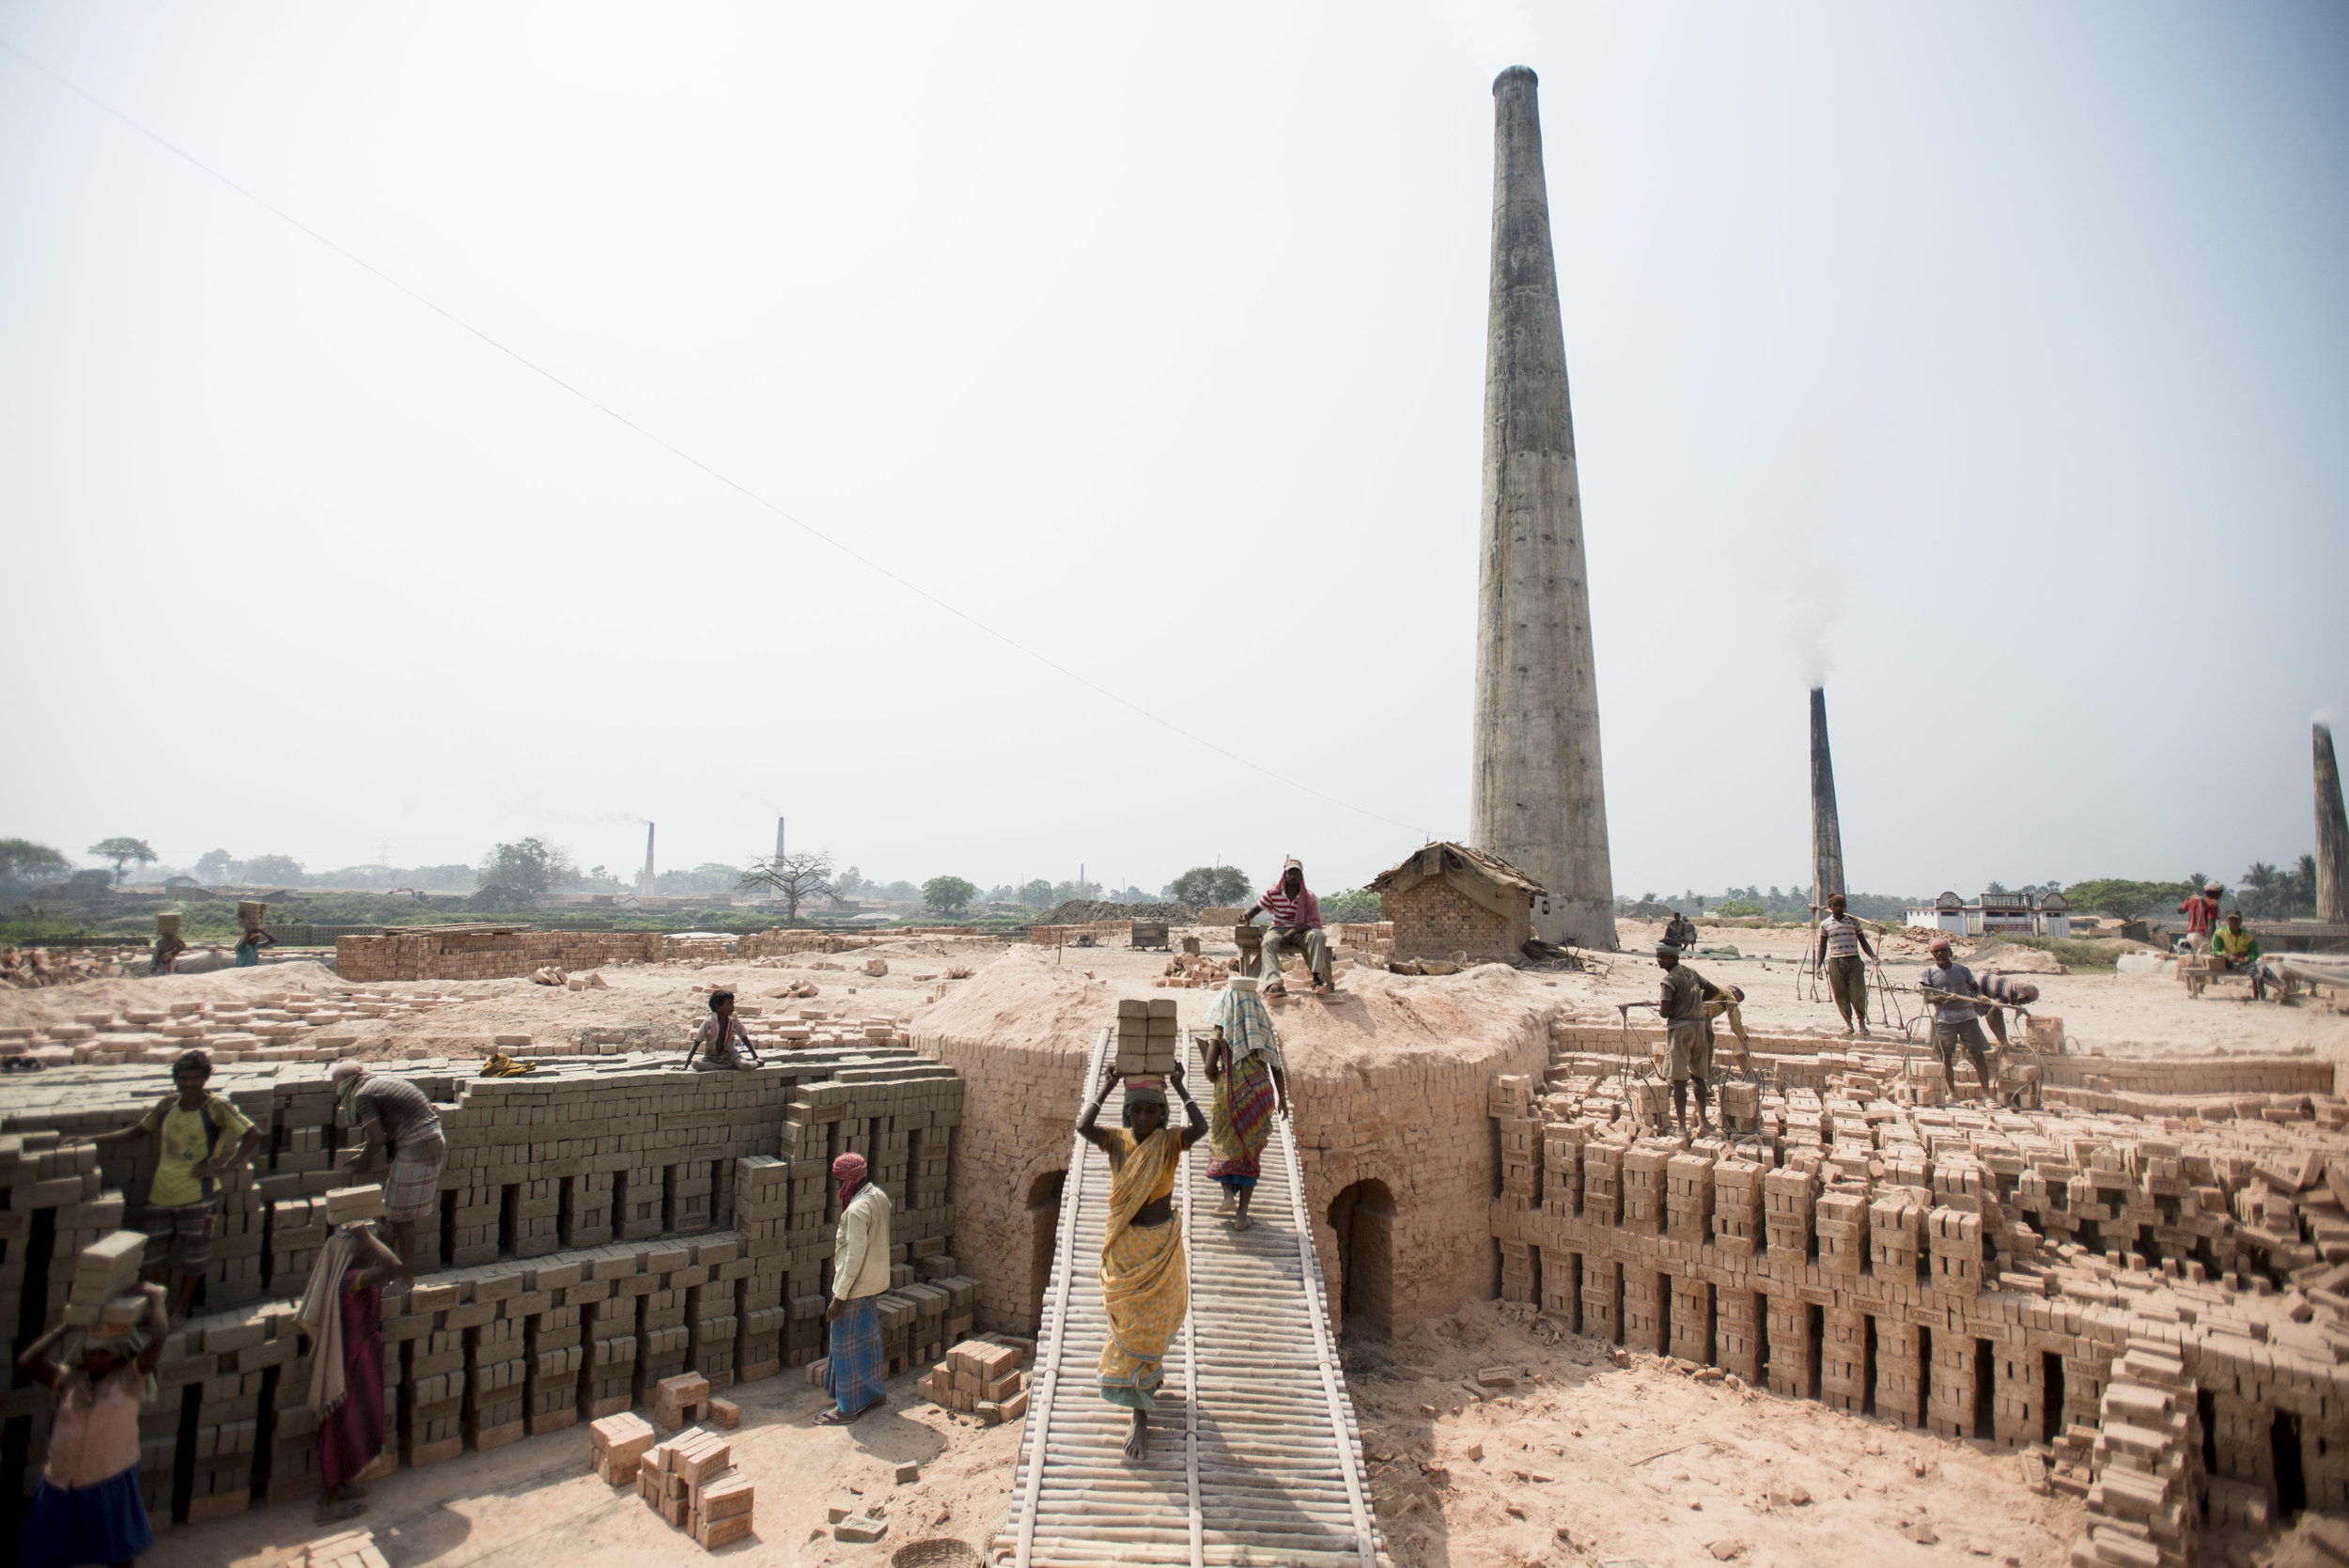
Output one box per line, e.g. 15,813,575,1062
1097,1127,1188,1411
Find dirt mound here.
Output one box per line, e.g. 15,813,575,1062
1036,900,1201,925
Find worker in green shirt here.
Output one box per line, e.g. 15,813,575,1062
2212,910,2267,999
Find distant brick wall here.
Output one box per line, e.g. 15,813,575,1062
1382,880,1526,963
334,930,663,982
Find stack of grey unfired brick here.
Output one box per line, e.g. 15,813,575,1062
1113,999,1179,1077
0,1040,975,1533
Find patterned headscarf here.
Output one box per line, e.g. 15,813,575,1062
832,1152,868,1209
1121,1083,1170,1132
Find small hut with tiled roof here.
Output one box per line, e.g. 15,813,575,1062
1369,842,1548,966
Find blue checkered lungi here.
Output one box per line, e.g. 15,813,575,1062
825,1296,885,1416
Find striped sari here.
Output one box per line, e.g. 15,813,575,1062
1206,1049,1276,1190
1097,1127,1187,1412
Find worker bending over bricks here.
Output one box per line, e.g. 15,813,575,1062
332,1061,446,1280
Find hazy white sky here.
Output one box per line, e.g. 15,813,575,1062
4,2,2343,901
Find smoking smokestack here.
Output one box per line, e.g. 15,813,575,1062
640,822,656,899
2318,723,2349,923
1810,687,1845,905
774,816,786,863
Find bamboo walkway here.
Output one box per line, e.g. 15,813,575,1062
995,1027,1383,1568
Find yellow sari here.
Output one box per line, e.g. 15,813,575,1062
1097,1127,1187,1411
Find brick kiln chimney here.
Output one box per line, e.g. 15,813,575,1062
1811,687,1846,905
1470,65,1617,952
2318,722,2349,923
640,822,656,900
774,816,786,864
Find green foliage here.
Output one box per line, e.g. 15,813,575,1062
1170,866,1252,908
0,839,70,888
1981,934,2128,970
2061,877,2194,918
922,876,978,915
2237,856,2318,920
1320,887,1379,923
1018,878,1053,908
88,837,157,884
240,853,307,886
480,838,574,898
1713,898,1768,917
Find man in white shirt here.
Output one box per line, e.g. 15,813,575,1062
817,1152,893,1425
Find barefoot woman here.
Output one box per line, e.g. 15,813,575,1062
1077,1063,1205,1459
1201,976,1285,1232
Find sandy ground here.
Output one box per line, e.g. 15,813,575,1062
1350,1299,2082,1568
10,922,2340,1066
148,1362,1023,1568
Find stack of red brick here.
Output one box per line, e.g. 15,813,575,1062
917,1337,1031,1423
591,1399,755,1549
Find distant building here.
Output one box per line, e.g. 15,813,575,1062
1372,842,1546,964
1904,890,2070,939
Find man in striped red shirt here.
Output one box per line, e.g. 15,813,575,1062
1244,859,1332,996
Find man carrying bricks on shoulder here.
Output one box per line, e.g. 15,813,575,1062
1653,942,1725,1138
93,1049,261,1321
333,1060,445,1280
1243,858,1333,998
817,1152,891,1425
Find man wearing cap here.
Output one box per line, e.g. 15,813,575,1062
1654,942,1728,1137
1921,938,1996,1103
333,1062,445,1281
1244,859,1332,997
2177,881,2223,956
1814,893,1877,1037
817,1152,892,1425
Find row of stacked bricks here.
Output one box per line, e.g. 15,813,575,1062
333,929,668,984
1546,1019,2336,1119
0,1048,972,1527
1490,1063,2349,1566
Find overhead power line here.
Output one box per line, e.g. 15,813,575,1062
0,38,1433,841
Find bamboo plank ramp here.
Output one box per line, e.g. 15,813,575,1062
997,1026,1386,1568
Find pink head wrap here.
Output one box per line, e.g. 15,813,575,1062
832,1152,868,1208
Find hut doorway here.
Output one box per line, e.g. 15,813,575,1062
1326,1180,1396,1340
1025,1169,1066,1334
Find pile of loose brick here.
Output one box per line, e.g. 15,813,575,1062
913,1334,1032,1424
0,988,469,1067
1492,1018,2349,1568
587,1378,755,1548
0,1042,971,1531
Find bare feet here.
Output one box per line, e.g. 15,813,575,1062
1231,1215,1252,1232
1124,1410,1149,1459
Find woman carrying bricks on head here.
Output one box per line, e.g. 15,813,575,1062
818,1152,893,1425
333,1060,446,1281
1078,1063,1206,1459
298,1219,404,1525
92,1049,262,1322
16,1282,167,1568
1201,975,1286,1232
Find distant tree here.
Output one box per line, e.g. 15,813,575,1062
2062,877,2195,918
88,837,158,885
1321,887,1379,923
741,850,835,918
0,838,70,888
833,866,863,896
241,853,307,886
881,880,921,902
1018,878,1053,908
70,869,114,890
983,884,1015,904
477,838,572,900
194,848,238,883
922,876,978,915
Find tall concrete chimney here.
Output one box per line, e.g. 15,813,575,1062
2318,722,2349,923
1810,687,1846,906
1470,66,1616,950
639,822,656,899
774,816,786,864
